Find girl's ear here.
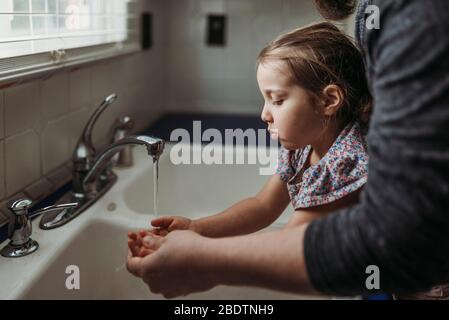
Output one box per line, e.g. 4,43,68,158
321,85,344,116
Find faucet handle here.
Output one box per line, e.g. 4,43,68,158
8,198,33,216
115,115,134,131
112,116,135,167
2,198,36,258
8,198,78,218
29,201,79,219
1,198,78,258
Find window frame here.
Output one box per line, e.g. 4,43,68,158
0,0,141,84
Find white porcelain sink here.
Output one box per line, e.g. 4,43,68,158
19,219,315,300
0,144,318,300
123,143,294,222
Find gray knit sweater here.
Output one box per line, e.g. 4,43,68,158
304,0,449,295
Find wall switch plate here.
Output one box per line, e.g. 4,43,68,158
206,14,227,46
141,12,153,50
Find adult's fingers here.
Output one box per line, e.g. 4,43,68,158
128,239,141,257
139,247,154,257
126,251,143,278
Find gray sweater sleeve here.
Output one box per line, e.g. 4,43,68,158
304,0,449,295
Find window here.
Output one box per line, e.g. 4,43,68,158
0,0,139,81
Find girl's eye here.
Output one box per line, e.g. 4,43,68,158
272,100,284,106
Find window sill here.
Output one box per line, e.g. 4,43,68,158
0,42,141,87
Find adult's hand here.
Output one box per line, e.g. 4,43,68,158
126,230,217,298
126,224,319,299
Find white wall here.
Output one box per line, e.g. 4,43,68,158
164,0,323,115
163,0,356,115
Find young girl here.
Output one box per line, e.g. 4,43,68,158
129,22,372,257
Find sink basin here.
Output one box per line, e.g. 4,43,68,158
1,143,315,300
18,219,317,300
123,143,294,222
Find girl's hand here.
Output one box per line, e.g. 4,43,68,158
150,216,195,236
128,230,162,257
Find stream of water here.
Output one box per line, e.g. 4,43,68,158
153,157,159,217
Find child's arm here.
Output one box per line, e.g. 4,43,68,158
153,175,291,238
285,188,362,227
193,175,291,237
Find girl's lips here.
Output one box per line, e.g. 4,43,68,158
268,129,279,140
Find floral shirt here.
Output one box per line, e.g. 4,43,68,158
276,121,369,209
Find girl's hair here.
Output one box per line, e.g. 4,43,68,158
257,22,372,128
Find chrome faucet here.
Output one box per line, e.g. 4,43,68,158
84,135,164,185
36,94,165,230
72,93,118,198
111,116,135,167
1,199,78,258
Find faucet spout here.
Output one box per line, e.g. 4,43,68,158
83,135,165,185
33,92,165,231
72,93,117,171
72,93,117,196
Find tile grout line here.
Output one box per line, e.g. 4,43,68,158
1,90,5,204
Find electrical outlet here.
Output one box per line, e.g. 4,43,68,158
207,14,227,46
141,12,153,50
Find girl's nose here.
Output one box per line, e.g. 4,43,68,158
261,105,273,123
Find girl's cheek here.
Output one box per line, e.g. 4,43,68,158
275,113,286,127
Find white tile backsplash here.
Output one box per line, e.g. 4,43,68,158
69,67,92,111
41,116,70,175
0,91,4,139
200,0,225,13
24,178,54,201
124,54,148,89
5,130,40,196
41,72,70,120
285,0,323,30
109,59,127,99
0,209,9,228
227,76,262,106
68,107,92,153
91,61,114,103
165,0,325,112
46,165,71,187
224,46,255,80
196,47,227,80
4,82,42,137
345,9,357,38
252,0,285,41
0,141,4,200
